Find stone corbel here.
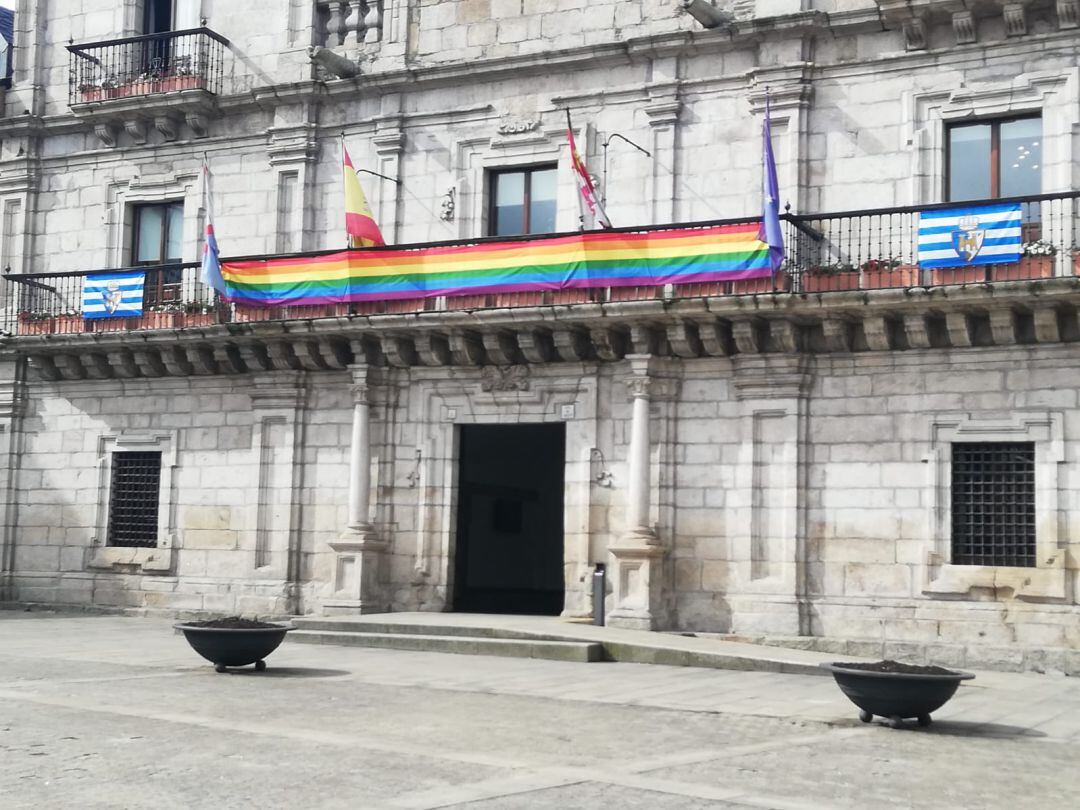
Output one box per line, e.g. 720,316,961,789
693,318,734,357
238,343,273,372
94,122,120,148
54,354,88,380
448,330,485,365
903,314,933,349
944,311,974,347
822,318,854,352
213,345,247,375
903,14,929,50
517,329,556,363
952,10,977,43
380,335,419,368
481,331,523,366
267,341,302,370
154,113,181,142
159,345,195,376
1032,307,1062,343
186,345,218,375
666,321,703,359
1003,2,1027,36
732,318,768,354
107,349,141,378
185,110,210,139
862,315,894,351
131,349,167,377
590,327,629,361
552,329,593,362
415,333,452,366
28,355,61,381
988,307,1020,345
1059,0,1080,28
124,118,148,145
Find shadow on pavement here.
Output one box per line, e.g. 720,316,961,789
922,720,1047,739
220,667,352,679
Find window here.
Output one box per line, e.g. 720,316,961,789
951,442,1035,567
947,117,1041,202
107,451,163,548
489,165,557,237
131,202,184,307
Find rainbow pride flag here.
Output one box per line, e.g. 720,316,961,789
220,222,778,307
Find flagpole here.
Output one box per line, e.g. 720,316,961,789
341,133,353,250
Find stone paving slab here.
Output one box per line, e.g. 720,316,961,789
1,614,1079,809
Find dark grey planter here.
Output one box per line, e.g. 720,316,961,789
175,623,293,673
819,662,975,729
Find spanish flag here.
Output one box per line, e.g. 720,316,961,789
342,139,385,248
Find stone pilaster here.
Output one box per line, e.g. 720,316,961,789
0,355,26,601
325,364,389,614
608,355,672,630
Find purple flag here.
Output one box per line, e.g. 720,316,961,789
758,94,784,271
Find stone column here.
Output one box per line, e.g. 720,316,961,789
325,364,389,614
608,355,668,630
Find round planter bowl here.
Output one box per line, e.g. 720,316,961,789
819,662,975,729
175,623,293,672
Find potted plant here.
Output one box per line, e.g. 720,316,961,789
729,268,793,295
802,261,860,292
175,616,293,673
820,660,974,729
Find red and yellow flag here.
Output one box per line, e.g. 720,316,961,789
343,140,385,248
566,111,612,230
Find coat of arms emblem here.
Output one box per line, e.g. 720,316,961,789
951,215,985,263
101,280,123,314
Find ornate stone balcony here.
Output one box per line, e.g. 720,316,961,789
66,28,230,146
5,191,1079,382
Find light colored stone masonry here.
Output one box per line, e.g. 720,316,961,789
4,338,1080,672
1,2,1080,672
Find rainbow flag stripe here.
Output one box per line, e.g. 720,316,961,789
220,223,777,306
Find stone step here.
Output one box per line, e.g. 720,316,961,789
291,617,572,642
287,630,606,663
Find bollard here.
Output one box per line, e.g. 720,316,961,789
592,563,606,626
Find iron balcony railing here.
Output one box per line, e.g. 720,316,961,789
4,190,1079,337
67,27,230,106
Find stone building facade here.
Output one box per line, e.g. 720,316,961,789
1,0,1080,672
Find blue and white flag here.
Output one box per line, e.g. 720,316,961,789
917,203,1022,269
82,271,146,319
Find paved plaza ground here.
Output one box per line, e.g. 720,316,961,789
1,613,1079,809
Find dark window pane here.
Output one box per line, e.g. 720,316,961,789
528,169,557,234
948,124,992,201
494,172,526,236
999,118,1041,198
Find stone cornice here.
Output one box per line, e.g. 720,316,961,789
10,279,1080,381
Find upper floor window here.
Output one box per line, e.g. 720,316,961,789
142,0,200,33
489,166,557,237
947,116,1041,202
132,202,183,307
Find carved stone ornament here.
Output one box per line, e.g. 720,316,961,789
480,364,530,392
496,117,539,136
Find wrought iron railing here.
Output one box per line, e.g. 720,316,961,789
67,28,230,106
4,191,1078,338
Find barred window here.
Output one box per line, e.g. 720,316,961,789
951,442,1035,567
107,451,162,548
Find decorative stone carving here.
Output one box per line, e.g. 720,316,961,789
952,10,977,43
496,118,539,136
590,327,628,361
131,349,167,377
107,349,141,378
154,114,181,142
904,15,928,50
415,333,452,366
123,118,148,145
479,364,530,392
666,321,703,358
94,122,120,148
448,330,485,365
1059,0,1080,28
380,335,418,367
903,314,932,349
945,312,974,347
517,329,556,363
185,110,210,138
481,330,523,365
1003,2,1027,36
552,329,593,362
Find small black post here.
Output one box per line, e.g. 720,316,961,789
592,563,606,626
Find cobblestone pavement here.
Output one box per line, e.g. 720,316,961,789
1,614,1078,809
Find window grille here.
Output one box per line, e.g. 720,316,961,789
107,451,162,547
951,442,1035,567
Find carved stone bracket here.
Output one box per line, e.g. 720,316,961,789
94,122,120,148
1003,2,1027,35
1060,0,1080,28
448,330,485,365
952,10,977,43
481,330,523,365
123,118,148,145
517,329,556,363
154,113,181,142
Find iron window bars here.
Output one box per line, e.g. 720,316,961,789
107,451,162,548
951,442,1036,567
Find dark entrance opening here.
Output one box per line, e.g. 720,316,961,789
453,423,565,615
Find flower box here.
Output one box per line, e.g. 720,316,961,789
931,265,989,286
991,256,1055,282
157,75,204,92
181,311,217,327
134,311,183,330
862,264,921,289
731,270,792,295
16,314,56,335
802,271,860,292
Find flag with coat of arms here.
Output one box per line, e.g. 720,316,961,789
82,271,145,319
917,203,1023,269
